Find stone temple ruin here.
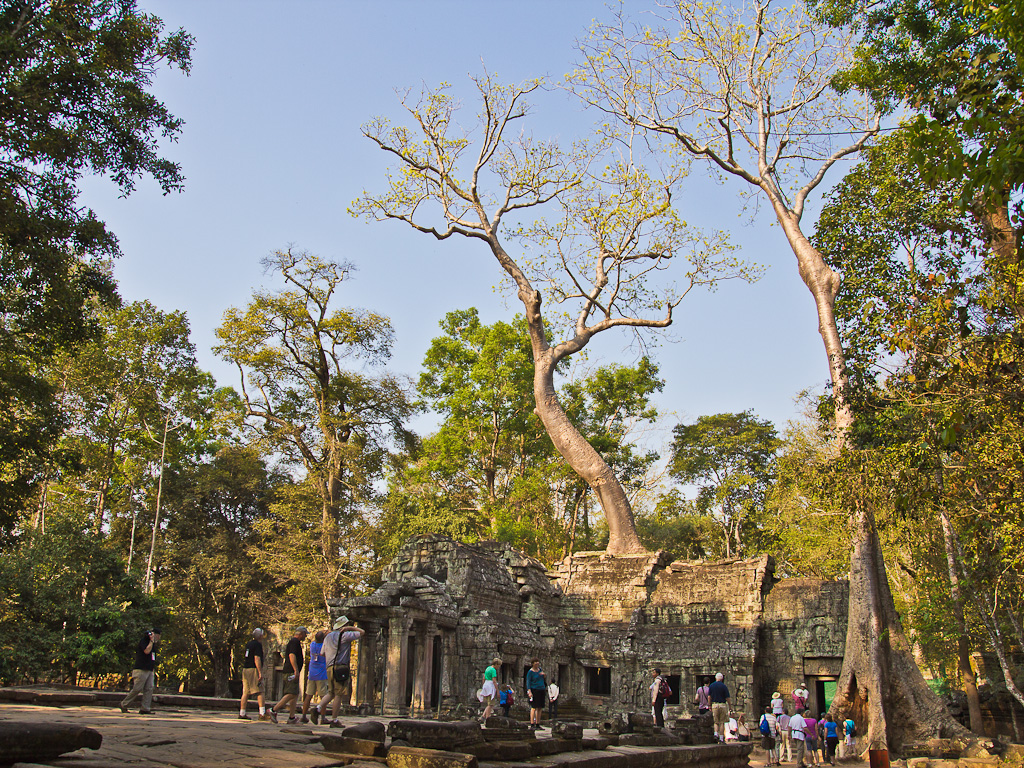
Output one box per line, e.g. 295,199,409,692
338,534,848,722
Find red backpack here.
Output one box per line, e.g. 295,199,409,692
658,676,672,698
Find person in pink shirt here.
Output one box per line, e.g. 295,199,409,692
803,712,820,766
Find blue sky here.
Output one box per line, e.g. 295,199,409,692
78,1,848,443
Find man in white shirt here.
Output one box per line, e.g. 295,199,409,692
790,708,809,768
724,713,738,741
547,679,560,721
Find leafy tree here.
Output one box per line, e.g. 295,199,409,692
762,408,850,580
669,411,780,559
816,0,1024,205
570,3,971,749
636,490,724,561
414,308,547,534
159,445,280,697
214,249,415,613
34,300,216,607
0,507,164,684
0,1,192,529
813,130,978,397
384,308,666,564
815,131,1024,730
46,301,214,535
354,74,749,554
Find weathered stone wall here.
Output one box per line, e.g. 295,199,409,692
554,555,774,718
343,534,849,722
760,579,849,716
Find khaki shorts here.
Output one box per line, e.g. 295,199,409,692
713,702,729,726
329,666,351,698
307,678,328,698
242,667,264,697
281,675,300,696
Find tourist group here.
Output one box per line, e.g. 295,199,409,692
117,618,364,726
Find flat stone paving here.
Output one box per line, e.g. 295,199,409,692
0,702,857,768
0,703,366,768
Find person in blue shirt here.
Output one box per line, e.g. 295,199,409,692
823,714,840,765
525,658,547,729
499,683,514,717
843,717,857,757
300,630,328,723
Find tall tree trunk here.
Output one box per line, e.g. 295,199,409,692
768,201,854,437
831,501,968,752
532,353,643,554
33,481,48,530
95,462,111,535
488,236,645,556
212,646,232,698
767,197,967,751
144,412,170,594
938,506,985,734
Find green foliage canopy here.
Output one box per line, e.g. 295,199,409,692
669,410,780,559
0,0,192,529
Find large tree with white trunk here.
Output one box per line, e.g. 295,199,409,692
354,75,754,555
569,0,967,752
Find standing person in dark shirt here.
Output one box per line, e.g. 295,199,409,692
119,627,160,714
239,628,269,720
269,627,308,724
708,671,730,742
525,658,547,729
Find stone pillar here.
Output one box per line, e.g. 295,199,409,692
440,630,457,706
355,619,379,709
411,622,437,715
384,612,411,714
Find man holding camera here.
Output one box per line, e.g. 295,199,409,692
311,616,364,727
120,627,161,714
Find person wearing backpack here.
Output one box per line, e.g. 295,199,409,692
843,717,856,757
311,616,364,727
650,668,671,728
760,706,780,765
694,677,711,715
500,684,514,717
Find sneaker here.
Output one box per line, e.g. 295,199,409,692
139,710,153,715
269,710,278,723
119,703,128,714
310,707,320,725
238,713,251,720
287,716,300,724
258,713,271,721
300,715,309,724
328,719,342,728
